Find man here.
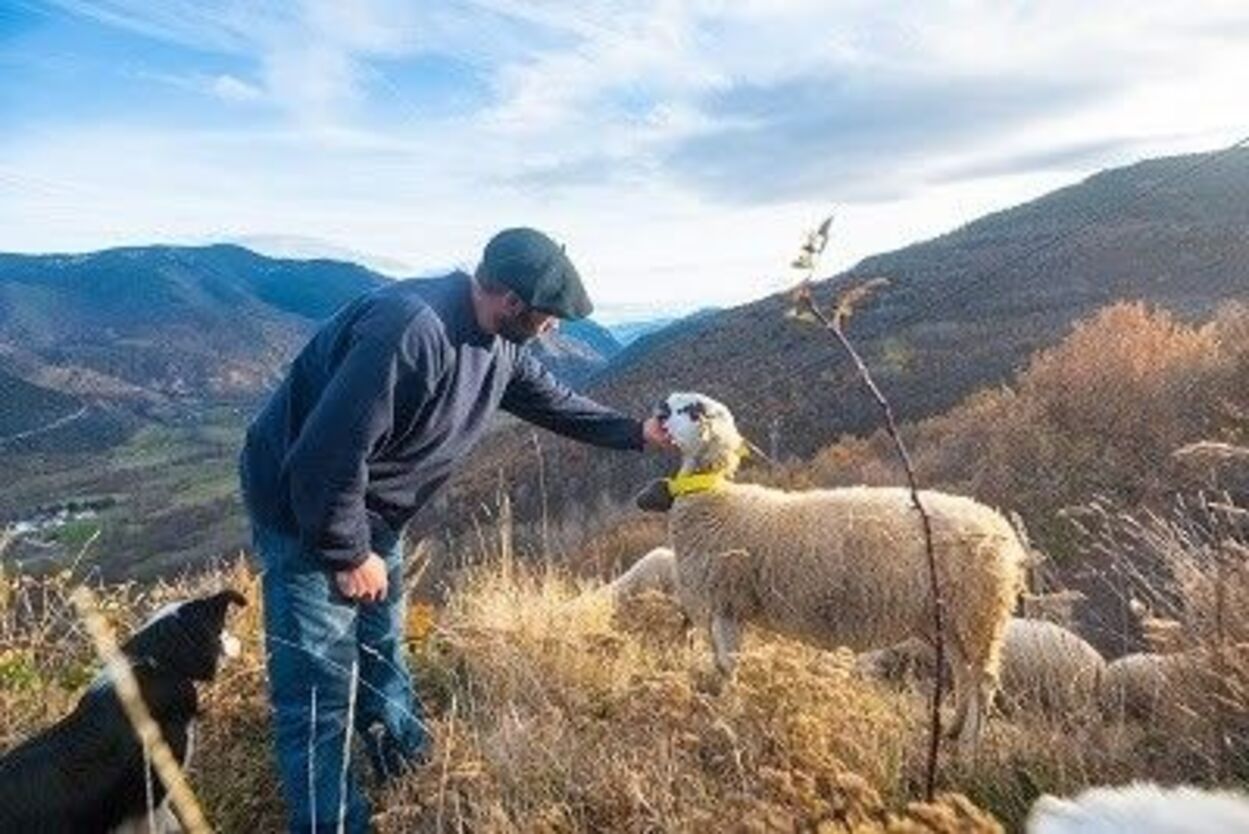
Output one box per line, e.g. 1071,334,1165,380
239,227,669,832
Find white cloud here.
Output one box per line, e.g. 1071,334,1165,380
6,1,1249,319
43,0,424,125
209,74,263,103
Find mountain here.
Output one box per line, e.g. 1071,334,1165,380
532,319,622,385
7,148,1249,578
0,245,623,577
0,245,622,436
607,308,719,346
452,148,1249,532
0,245,382,415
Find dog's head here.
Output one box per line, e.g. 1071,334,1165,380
652,392,745,476
122,589,247,682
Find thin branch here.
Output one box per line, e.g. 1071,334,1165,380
792,271,947,801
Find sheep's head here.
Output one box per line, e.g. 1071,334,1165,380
654,392,745,476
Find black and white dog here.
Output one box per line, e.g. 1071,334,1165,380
0,589,246,833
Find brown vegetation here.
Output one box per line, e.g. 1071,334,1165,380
795,302,1249,549
2,527,1246,832
3,298,1249,832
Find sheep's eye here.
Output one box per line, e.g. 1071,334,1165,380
678,401,707,420
654,400,671,420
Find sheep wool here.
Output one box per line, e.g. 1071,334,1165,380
607,546,678,601
858,618,1106,717
656,391,1027,749
1099,652,1185,721
1027,783,1249,834
998,618,1105,715
670,483,1024,746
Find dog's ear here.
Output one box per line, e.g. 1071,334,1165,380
211,589,248,609
635,479,674,513
206,589,247,609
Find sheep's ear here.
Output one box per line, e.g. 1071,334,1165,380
735,438,772,469
635,479,674,513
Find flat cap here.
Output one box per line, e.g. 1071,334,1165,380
477,227,592,319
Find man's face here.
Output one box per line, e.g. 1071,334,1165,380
498,297,559,344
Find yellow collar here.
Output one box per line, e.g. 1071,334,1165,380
666,470,727,498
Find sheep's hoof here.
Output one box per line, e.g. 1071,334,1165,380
694,668,728,696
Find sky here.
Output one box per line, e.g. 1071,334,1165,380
1,2,1247,323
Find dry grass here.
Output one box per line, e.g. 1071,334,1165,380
1071,497,1249,778
1,540,1246,833
793,302,1249,551
377,565,1004,833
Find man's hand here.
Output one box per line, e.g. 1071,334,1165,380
642,416,673,450
335,553,389,603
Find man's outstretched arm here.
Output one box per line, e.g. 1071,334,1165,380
501,348,666,450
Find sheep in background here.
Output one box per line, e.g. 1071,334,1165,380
1099,652,1182,721
1099,596,1246,723
1026,782,1249,833
855,638,936,686
653,391,1026,750
605,546,678,601
1020,589,1086,627
998,618,1105,715
601,546,691,647
1098,644,1249,727
858,618,1105,717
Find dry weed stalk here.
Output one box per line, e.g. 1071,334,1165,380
1072,494,1249,778
788,215,946,800
69,585,213,834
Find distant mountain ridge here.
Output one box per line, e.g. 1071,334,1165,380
450,148,1249,529
604,310,715,346
5,147,1249,578
0,245,621,444
0,244,378,408
592,147,1249,445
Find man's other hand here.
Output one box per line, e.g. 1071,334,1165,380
335,553,389,603
642,416,673,450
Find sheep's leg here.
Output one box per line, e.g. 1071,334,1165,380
957,668,996,755
710,613,742,678
945,654,972,741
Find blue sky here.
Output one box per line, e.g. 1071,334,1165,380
2,1,1246,322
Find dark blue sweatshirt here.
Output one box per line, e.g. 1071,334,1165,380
239,272,642,567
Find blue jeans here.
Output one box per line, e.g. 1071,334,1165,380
254,522,428,834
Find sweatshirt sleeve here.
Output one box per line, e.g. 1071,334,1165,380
501,348,644,451
284,319,436,567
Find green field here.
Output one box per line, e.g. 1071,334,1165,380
0,405,252,579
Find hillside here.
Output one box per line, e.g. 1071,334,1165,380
6,149,1249,578
452,148,1249,535
0,245,620,433
605,308,719,346
0,246,620,576
531,318,622,385
0,245,381,408
2,543,1244,832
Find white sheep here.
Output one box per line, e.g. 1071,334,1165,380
606,546,678,601
1099,653,1176,721
1098,647,1225,724
998,618,1105,715
1026,782,1249,833
653,392,1026,749
857,618,1106,716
